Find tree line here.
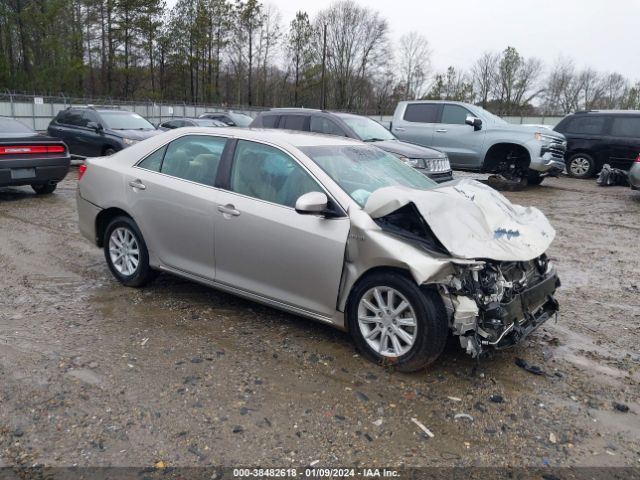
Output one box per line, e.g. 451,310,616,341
1,0,638,115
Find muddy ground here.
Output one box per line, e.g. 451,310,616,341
1,170,639,469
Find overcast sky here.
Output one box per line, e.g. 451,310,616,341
272,0,640,80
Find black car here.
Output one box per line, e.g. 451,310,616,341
198,111,254,127
250,109,453,182
158,118,228,130
47,106,161,158
0,117,70,194
554,110,640,178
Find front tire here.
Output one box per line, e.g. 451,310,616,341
31,183,57,194
103,216,156,287
566,153,596,178
347,272,448,372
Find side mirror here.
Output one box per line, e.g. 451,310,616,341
465,115,482,131
87,121,103,132
295,191,328,215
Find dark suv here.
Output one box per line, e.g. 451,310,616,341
47,106,161,158
250,109,453,182
554,110,640,178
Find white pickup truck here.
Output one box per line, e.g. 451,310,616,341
390,100,567,186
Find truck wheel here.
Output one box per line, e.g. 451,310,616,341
347,272,448,372
527,171,544,186
31,183,57,194
566,153,595,178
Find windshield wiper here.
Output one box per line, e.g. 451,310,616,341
362,138,388,143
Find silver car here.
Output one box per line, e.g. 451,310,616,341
77,128,560,371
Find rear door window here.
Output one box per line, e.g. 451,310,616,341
64,110,86,127
610,117,640,138
137,146,167,172
282,115,308,131
565,116,607,135
403,103,440,123
158,135,227,186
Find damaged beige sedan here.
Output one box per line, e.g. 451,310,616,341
77,128,560,371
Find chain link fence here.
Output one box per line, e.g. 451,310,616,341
0,91,271,131
0,91,564,131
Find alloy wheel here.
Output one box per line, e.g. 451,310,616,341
357,287,418,357
570,156,592,176
108,227,140,276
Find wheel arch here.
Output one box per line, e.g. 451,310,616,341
95,207,133,247
481,142,531,173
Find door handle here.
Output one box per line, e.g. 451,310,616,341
128,179,146,190
435,129,448,133
217,204,240,217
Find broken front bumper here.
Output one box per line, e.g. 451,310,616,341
449,269,560,357
479,272,560,350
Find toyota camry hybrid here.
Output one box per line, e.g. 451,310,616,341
76,128,560,371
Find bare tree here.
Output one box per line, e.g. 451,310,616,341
313,0,388,110
578,68,604,110
397,32,430,100
287,11,313,106
494,46,543,114
471,51,498,108
543,57,582,114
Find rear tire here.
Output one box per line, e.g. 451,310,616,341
347,272,448,372
103,216,157,287
566,153,596,178
31,183,57,194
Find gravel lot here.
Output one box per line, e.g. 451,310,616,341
1,170,639,469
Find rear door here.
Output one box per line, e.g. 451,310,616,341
605,116,640,170
212,139,350,317
126,134,227,279
429,104,486,168
391,103,440,147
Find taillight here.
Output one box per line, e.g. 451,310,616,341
0,144,66,155
78,164,87,181
635,154,640,163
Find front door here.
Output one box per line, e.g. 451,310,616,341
126,134,228,279
213,140,350,317
429,104,486,169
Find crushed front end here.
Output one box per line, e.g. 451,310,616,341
442,255,560,358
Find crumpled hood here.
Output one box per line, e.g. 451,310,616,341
364,179,555,262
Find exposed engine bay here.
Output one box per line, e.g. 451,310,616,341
364,180,561,358
441,256,560,357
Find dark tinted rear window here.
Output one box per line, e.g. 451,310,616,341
403,104,439,123
564,115,606,135
260,115,280,128
610,117,640,138
282,115,307,131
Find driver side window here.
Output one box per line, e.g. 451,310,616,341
441,105,472,125
229,140,322,208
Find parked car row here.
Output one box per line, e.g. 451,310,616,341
249,109,453,183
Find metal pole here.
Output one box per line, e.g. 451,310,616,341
321,23,327,110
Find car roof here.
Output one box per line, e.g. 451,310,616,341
164,127,363,147
572,110,640,115
397,100,474,108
